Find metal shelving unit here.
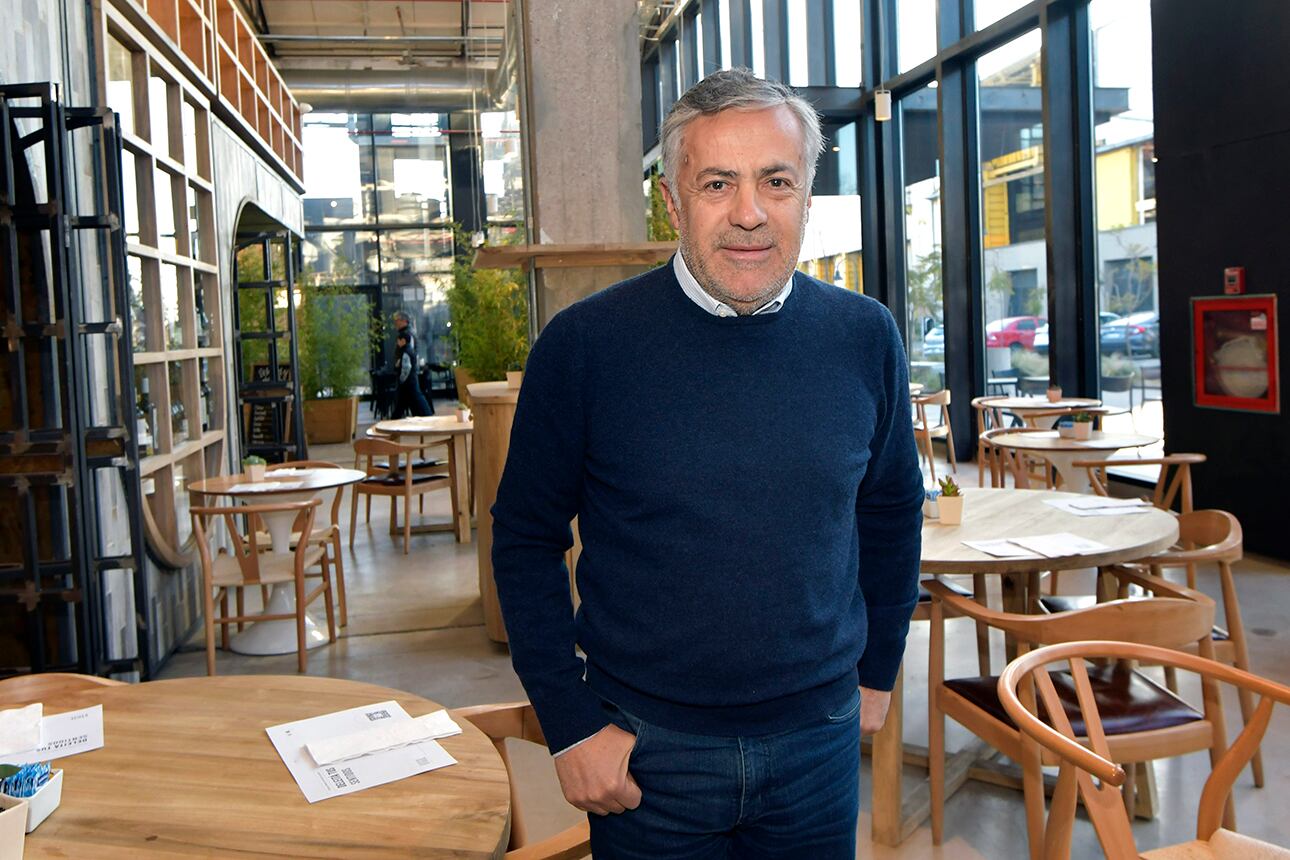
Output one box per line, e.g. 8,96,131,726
0,83,147,677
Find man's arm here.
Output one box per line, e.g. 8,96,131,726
853,308,925,728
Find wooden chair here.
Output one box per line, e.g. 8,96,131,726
913,389,957,484
350,437,452,554
265,460,351,627
0,672,124,703
980,426,1054,489
1074,452,1205,515
926,569,1227,860
971,395,1011,487
998,640,1290,860
191,499,335,675
454,702,592,860
1043,510,1261,787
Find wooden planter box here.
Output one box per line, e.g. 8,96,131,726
303,396,358,444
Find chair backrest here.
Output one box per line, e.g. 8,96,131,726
0,672,124,704
1075,452,1205,514
1016,406,1110,429
455,702,592,860
979,426,1051,488
268,460,343,528
998,640,1290,860
353,436,423,478
924,568,1216,652
190,499,321,584
971,395,1009,436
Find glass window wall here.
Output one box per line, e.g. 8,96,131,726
902,85,943,393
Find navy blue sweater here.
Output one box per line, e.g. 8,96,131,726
491,262,924,754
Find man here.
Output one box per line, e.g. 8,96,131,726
491,69,923,858
393,330,431,418
393,310,416,359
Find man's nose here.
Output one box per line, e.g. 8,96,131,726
729,184,768,230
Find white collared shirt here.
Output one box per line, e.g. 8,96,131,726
673,251,794,317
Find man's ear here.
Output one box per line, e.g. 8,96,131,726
660,176,683,231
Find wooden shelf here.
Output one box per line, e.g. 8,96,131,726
472,242,677,271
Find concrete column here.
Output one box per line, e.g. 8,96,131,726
519,0,648,326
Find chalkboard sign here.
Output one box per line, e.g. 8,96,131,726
247,364,294,447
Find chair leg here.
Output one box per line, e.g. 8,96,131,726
235,589,245,632
973,573,991,676
929,688,945,845
1220,561,1263,787
349,488,360,549
403,491,412,555
321,556,337,644
295,575,308,674
1021,739,1046,860
365,493,372,523
220,591,230,651
204,585,218,677
331,536,348,627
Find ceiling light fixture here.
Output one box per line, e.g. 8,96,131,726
875,88,892,122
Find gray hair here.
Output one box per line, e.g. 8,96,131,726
660,68,823,188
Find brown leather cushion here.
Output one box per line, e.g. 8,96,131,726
944,662,1203,736
1039,594,1229,641
361,473,443,487
372,459,445,471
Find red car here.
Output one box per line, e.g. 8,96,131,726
986,316,1047,350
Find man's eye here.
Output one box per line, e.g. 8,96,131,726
768,178,787,188
706,181,726,191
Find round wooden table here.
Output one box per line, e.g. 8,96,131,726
372,417,474,543
16,676,510,859
989,395,1102,429
988,430,1157,492
188,468,366,655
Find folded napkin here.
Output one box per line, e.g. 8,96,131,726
266,468,314,476
226,481,305,492
306,709,462,767
0,703,42,757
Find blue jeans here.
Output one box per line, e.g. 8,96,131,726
588,689,862,859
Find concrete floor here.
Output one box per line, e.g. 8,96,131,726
158,425,1290,858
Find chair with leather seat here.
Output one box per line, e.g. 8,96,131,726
191,499,335,675
999,640,1290,860
1041,509,1261,787
454,702,591,860
926,568,1226,860
0,673,124,703
350,437,452,554
359,425,450,521
913,389,957,484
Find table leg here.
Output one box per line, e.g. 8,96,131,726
450,435,471,543
871,668,904,846
229,504,329,656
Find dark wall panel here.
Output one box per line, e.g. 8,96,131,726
1154,0,1290,556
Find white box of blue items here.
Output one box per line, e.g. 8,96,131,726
0,766,62,834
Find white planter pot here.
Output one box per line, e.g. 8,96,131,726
456,408,471,423
0,768,61,834
938,495,964,525
245,464,266,481
922,497,940,519
0,797,25,860
1057,425,1076,439
1073,422,1092,440
1046,387,1063,403
506,371,523,389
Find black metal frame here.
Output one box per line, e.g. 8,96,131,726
231,230,308,463
0,82,147,677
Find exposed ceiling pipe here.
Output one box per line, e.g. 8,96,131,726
279,8,517,111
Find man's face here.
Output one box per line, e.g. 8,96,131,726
661,105,812,315
396,317,408,331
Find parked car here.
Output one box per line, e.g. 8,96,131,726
985,316,1046,351
1033,312,1121,354
1100,310,1159,357
923,324,944,358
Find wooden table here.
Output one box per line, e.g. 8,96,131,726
188,468,366,655
989,429,1157,492
373,416,474,543
988,395,1102,429
17,676,510,858
868,487,1178,846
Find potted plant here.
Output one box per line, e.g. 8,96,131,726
455,401,471,423
1046,383,1063,403
297,285,380,445
446,235,529,397
506,361,524,389
1070,411,1094,440
242,455,267,481
1100,354,1138,396
937,477,964,525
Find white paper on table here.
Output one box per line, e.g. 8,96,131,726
1066,497,1151,510
226,481,306,492
266,700,457,803
1044,498,1152,517
307,709,462,766
5,705,105,764
963,539,1034,558
1008,532,1111,558
0,703,42,757
265,468,315,477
